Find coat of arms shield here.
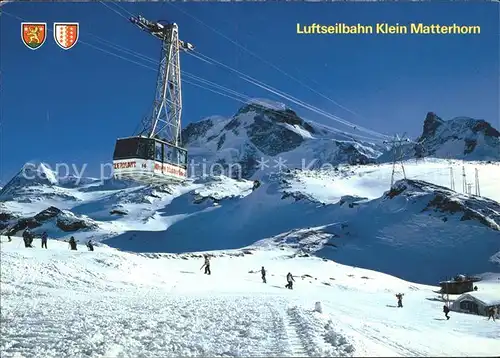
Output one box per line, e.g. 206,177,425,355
54,22,79,50
21,22,47,50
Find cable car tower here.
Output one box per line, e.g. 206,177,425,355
112,15,194,183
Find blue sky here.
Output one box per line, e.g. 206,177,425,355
0,1,498,184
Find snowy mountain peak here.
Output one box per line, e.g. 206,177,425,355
0,162,59,200
420,111,445,139
182,101,498,181
420,112,500,142
182,101,382,178
246,98,288,111
22,161,59,185
414,112,499,160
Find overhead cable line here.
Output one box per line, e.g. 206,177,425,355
165,0,368,120
3,9,387,144
101,2,392,140
190,50,391,140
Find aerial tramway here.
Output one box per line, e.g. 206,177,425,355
112,15,194,183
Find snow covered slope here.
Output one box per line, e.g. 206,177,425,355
1,159,499,284
258,176,500,283
181,101,384,178
1,236,499,357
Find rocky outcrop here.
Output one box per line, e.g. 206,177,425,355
2,206,98,235
386,179,500,231
423,193,500,231
3,217,41,235
33,206,61,221
110,209,128,216
420,112,445,140
338,195,368,208
55,211,98,232
0,211,17,222
182,117,218,145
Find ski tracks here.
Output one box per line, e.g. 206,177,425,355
255,302,356,357
282,306,356,357
283,307,311,357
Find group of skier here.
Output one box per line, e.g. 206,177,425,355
9,231,500,322
17,228,94,251
442,303,498,321
200,257,296,289
259,266,294,288
395,291,498,322
208,267,497,321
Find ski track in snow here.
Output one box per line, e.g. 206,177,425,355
283,308,308,356
284,306,356,357
1,291,354,358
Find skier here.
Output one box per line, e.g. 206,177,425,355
41,231,48,249
200,255,211,275
252,180,261,191
396,293,404,308
487,307,496,321
443,304,450,320
22,229,33,248
22,234,30,248
86,240,94,252
285,272,294,289
68,236,77,251
261,266,266,283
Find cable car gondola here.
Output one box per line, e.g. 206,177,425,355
112,15,194,184
113,136,187,183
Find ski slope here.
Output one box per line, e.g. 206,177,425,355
1,236,499,357
1,159,499,285
280,158,500,205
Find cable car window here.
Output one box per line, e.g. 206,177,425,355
171,147,179,165
113,138,139,159
146,140,155,159
155,141,163,162
178,149,187,166
164,144,173,163
136,138,155,160
136,141,145,159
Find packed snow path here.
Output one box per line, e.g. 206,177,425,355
2,294,340,357
1,237,499,357
1,292,353,357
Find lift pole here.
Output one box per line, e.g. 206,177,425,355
130,15,194,147
384,134,410,189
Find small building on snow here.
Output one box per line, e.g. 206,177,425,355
438,274,480,295
450,292,500,316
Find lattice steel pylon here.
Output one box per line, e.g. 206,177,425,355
384,133,411,189
474,168,481,196
449,167,455,191
130,15,194,146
